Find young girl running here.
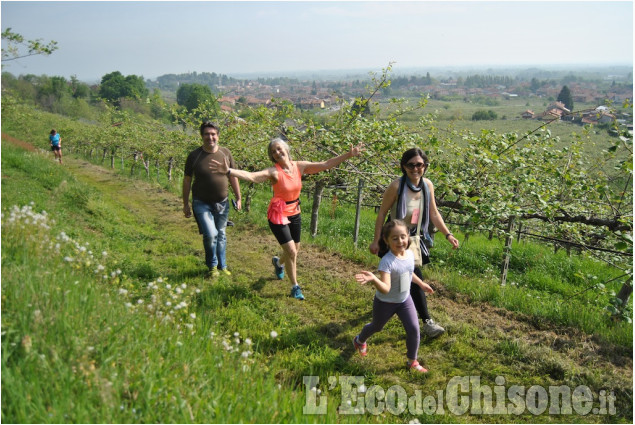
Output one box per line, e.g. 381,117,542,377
353,219,433,373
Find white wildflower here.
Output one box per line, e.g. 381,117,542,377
270,331,278,338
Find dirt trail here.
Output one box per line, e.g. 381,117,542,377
4,133,632,399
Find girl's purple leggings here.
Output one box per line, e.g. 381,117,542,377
358,295,420,360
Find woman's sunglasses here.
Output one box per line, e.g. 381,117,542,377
405,162,428,170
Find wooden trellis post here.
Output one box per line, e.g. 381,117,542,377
353,178,364,246
310,180,325,237
500,216,516,286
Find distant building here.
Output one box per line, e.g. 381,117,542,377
539,101,570,121
521,110,535,119
581,107,616,125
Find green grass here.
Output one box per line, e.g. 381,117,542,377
2,117,632,423
229,185,632,347
0,142,367,423
380,96,630,160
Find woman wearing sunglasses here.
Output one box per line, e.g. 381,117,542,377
369,148,459,338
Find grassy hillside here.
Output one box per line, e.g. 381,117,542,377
1,131,632,423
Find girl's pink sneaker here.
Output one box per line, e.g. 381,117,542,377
353,336,367,357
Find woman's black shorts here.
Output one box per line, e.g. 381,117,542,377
268,213,301,245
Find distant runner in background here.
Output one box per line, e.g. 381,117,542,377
49,129,62,164
209,137,362,301
183,121,242,279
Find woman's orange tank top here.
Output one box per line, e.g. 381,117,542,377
272,162,302,216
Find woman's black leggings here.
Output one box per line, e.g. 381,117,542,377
410,266,431,322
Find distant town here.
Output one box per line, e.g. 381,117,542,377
145,66,633,127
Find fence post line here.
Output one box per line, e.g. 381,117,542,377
516,222,523,243
500,215,516,286
353,178,365,247
310,180,325,237
167,157,174,182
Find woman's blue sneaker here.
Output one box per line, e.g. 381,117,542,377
290,285,305,300
272,256,285,279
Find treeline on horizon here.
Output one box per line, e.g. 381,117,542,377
143,66,633,91
1,64,632,125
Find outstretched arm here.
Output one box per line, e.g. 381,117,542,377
355,270,391,294
209,158,275,184
299,143,363,175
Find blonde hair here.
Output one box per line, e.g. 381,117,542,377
267,138,291,163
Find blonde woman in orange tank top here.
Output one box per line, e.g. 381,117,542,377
210,138,362,300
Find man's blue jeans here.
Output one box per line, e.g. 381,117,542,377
192,198,229,270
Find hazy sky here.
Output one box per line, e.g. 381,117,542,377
1,1,633,82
